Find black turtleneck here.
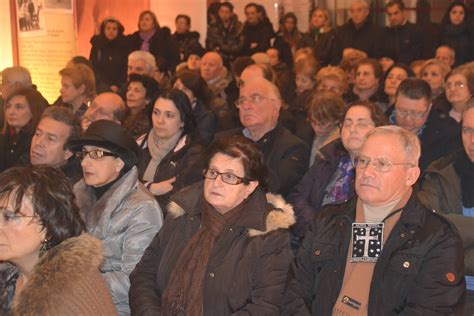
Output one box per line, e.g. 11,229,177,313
92,177,121,200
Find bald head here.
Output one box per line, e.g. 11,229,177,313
201,52,224,82
89,92,126,124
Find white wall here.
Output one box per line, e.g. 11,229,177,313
0,0,14,70
150,0,207,46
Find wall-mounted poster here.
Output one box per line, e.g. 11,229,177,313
15,0,76,102
16,0,47,37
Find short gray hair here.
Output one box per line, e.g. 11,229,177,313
2,66,32,87
364,125,421,166
350,0,370,10
128,51,156,74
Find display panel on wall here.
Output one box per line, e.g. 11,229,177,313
15,0,76,103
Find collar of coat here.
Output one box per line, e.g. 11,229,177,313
333,192,429,230
11,234,103,312
167,181,295,237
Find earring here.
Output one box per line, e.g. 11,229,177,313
40,238,49,253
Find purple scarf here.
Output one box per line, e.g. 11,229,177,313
139,30,156,52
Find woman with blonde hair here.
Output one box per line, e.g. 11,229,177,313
301,7,338,66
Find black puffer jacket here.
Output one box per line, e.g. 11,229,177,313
440,22,474,66
284,195,465,315
129,182,295,315
206,15,243,63
241,19,274,56
172,31,204,62
300,29,340,66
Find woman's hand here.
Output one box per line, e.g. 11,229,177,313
149,177,176,196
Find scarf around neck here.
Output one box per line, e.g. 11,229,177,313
139,30,156,52
143,129,182,182
161,197,246,316
353,83,379,102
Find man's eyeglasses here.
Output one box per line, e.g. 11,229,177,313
235,94,276,108
203,168,250,185
0,209,36,226
76,149,117,160
395,108,427,120
446,81,466,90
354,155,414,173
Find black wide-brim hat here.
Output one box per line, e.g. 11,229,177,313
71,120,140,168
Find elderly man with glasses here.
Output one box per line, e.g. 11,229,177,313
391,78,461,171
284,125,465,315
216,76,309,197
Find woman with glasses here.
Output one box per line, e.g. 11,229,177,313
72,119,163,315
130,135,295,315
445,66,473,122
137,89,205,210
307,91,346,166
0,165,117,315
288,101,388,241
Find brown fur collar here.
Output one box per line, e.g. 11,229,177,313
12,234,103,313
168,193,295,237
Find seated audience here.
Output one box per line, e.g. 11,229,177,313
130,135,295,314
307,91,347,164
418,102,474,314
241,3,274,56
391,78,462,170
439,1,474,66
346,58,388,111
30,106,82,183
420,58,451,100
206,2,243,65
444,66,473,122
172,14,204,63
339,48,368,85
266,47,295,104
127,50,156,79
123,74,160,140
72,120,163,315
126,10,180,74
137,89,205,209
383,63,415,109
410,59,425,77
217,77,309,197
300,7,339,66
89,17,128,92
0,66,33,131
288,101,387,239
0,87,48,172
0,165,116,315
58,64,96,118
81,92,126,131
173,69,217,145
285,125,465,314
315,65,348,96
274,12,303,68
436,45,456,68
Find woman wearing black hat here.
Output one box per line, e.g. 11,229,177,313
72,120,164,315
137,89,206,211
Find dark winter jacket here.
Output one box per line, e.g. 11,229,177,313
126,27,180,73
381,22,424,65
418,151,474,275
284,194,466,315
129,182,295,315
89,34,128,88
172,31,204,62
300,29,340,66
334,19,383,59
206,15,243,63
241,20,274,56
440,22,474,66
288,139,355,238
216,124,310,197
0,128,32,172
137,133,205,209
192,99,217,145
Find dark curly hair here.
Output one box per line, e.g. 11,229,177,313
206,135,268,189
0,165,84,250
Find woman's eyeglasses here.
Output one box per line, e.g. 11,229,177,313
0,209,36,226
203,168,250,185
76,149,118,160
